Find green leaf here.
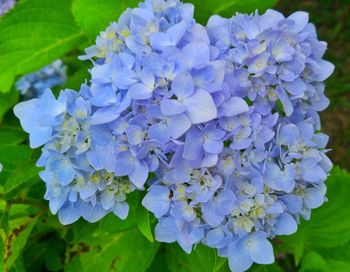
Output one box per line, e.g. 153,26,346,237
0,0,85,92
0,127,27,147
137,205,154,242
66,228,159,272
4,162,39,194
4,215,39,271
319,241,350,265
0,92,19,119
9,256,27,272
146,245,171,272
280,167,350,262
72,0,139,41
167,243,228,272
185,0,278,24
0,146,33,181
326,259,350,272
300,251,328,272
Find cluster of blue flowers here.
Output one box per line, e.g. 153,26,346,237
16,60,67,100
14,1,334,271
0,0,15,16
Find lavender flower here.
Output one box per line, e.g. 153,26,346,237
14,1,334,271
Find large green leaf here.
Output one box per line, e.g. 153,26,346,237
326,259,350,272
0,0,86,92
72,0,139,41
300,251,328,272
66,228,159,272
3,215,39,271
185,0,278,24
280,167,350,263
3,162,39,194
0,127,26,147
0,92,19,119
0,145,33,181
137,205,154,242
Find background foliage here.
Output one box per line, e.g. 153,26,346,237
0,0,349,271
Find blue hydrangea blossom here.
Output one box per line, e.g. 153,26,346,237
16,60,67,100
14,1,334,271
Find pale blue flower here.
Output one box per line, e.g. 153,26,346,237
228,232,274,272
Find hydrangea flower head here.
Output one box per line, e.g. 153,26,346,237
14,1,334,271
16,60,67,100
14,85,137,224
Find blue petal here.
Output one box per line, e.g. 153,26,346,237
155,217,177,243
160,99,186,116
228,241,252,272
201,201,224,227
90,105,120,125
206,228,224,247
172,72,194,99
80,182,97,200
316,60,335,81
81,202,107,223
167,114,191,139
115,152,134,176
101,190,115,210
58,201,81,225
149,32,171,51
304,187,324,208
183,41,210,69
203,138,223,154
288,11,309,32
148,122,170,144
279,195,303,213
129,159,149,188
29,126,52,148
277,124,300,145
126,125,144,145
220,96,249,117
48,159,75,186
95,143,117,172
114,70,138,89
128,83,153,100
184,89,217,124
284,78,306,96
277,87,293,116
248,232,274,264
274,213,297,235
183,127,203,160
13,99,39,132
167,20,188,45
142,185,170,218
302,165,327,183
90,84,117,107
177,226,204,253
113,201,129,220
